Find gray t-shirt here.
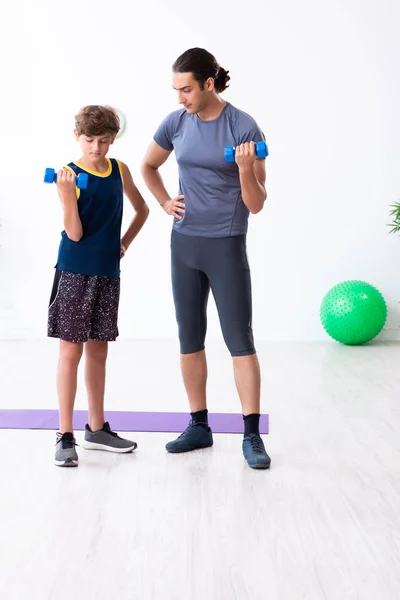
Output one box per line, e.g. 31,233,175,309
153,102,265,237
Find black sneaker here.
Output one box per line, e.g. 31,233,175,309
166,420,213,453
242,434,271,469
54,432,79,467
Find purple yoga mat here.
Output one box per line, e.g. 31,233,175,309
0,410,269,434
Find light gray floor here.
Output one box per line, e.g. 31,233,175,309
0,340,399,600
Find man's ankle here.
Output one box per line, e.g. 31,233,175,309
190,409,209,427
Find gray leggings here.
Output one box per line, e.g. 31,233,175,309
171,230,256,356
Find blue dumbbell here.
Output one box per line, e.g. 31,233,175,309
224,141,269,163
44,168,89,190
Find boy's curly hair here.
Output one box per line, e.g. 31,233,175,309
75,105,120,136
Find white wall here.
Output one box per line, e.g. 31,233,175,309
1,0,399,341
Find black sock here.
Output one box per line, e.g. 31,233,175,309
191,409,209,428
243,413,260,437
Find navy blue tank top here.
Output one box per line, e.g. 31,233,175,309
56,157,123,277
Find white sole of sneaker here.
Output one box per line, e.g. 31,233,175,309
54,459,79,467
82,441,137,453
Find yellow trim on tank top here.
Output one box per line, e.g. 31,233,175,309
64,165,80,200
72,157,112,178
116,159,124,186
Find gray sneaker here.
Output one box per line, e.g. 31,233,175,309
82,422,137,453
54,432,79,467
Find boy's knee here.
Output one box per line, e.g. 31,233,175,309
60,340,83,363
85,340,108,359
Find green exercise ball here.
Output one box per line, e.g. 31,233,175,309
320,280,387,345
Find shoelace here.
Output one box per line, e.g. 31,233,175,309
102,422,119,438
176,421,197,440
56,432,78,450
248,435,265,453
176,421,209,440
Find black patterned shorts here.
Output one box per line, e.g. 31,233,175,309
48,270,120,343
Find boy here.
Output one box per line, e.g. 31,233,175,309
48,105,149,467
